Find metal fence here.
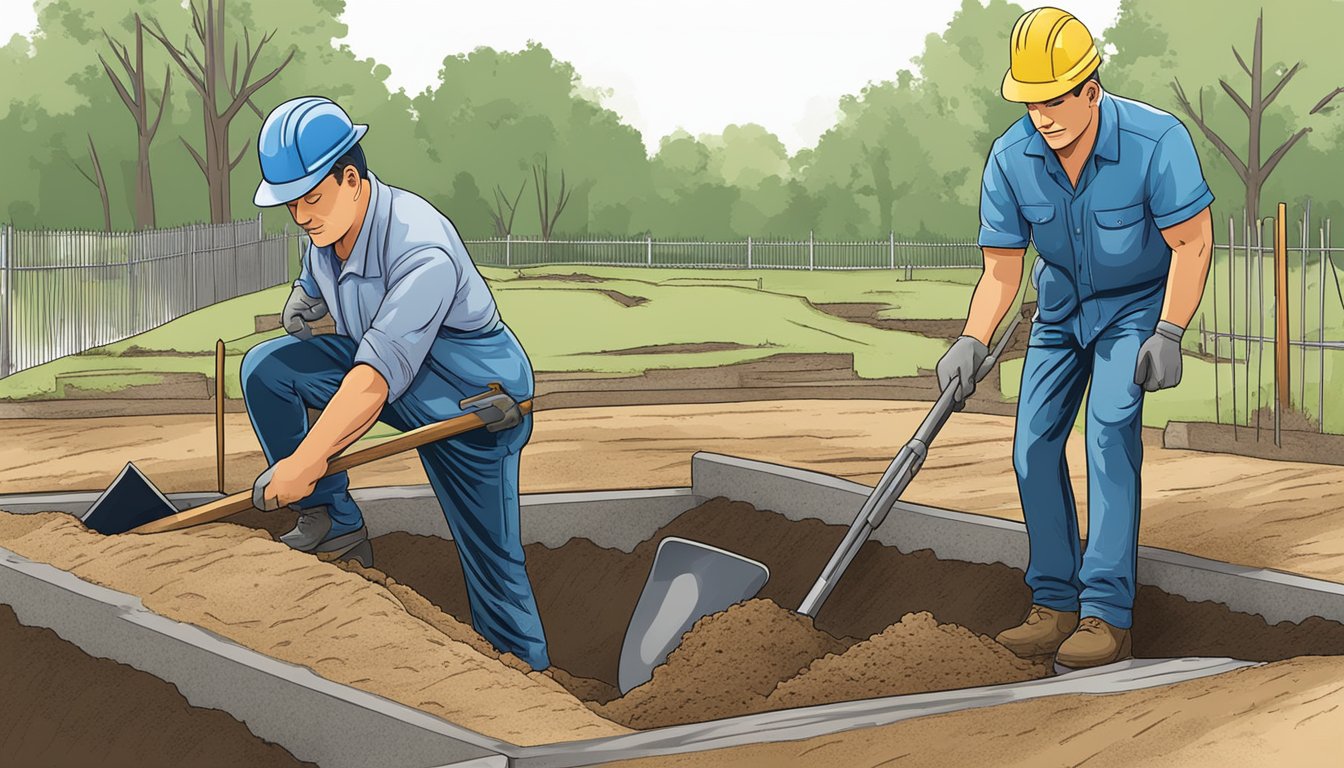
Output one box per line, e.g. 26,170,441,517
1201,207,1344,435
0,217,297,378
465,234,983,273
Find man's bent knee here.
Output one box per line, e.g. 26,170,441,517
241,336,301,398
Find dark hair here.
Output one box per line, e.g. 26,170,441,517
1070,70,1102,98
329,143,367,181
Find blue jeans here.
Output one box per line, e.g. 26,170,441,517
1014,304,1156,630
240,322,550,670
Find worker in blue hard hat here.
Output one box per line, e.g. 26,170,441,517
242,95,549,670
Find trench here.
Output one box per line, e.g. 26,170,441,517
236,497,1344,729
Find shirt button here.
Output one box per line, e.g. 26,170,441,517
1075,228,1081,234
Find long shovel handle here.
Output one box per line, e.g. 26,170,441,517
131,399,534,534
796,309,1024,617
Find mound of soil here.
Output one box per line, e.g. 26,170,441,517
595,600,846,728
0,512,627,746
767,611,1048,710
0,603,313,768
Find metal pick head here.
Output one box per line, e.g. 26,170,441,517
81,462,179,535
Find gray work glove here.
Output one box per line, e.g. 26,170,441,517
937,335,990,408
1134,320,1184,392
283,284,328,340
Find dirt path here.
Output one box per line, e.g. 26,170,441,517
606,655,1344,768
2,400,1342,582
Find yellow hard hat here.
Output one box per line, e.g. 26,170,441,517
1002,7,1101,103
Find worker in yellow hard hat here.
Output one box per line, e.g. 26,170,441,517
936,7,1214,669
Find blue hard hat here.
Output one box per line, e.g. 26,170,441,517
254,96,368,207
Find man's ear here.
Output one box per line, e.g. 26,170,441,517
344,166,362,199
1088,81,1101,106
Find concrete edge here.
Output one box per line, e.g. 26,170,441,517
510,657,1260,767
0,546,513,768
687,451,1344,625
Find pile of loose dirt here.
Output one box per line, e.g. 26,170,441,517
0,603,313,768
0,512,627,746
594,599,847,728
592,602,1046,729
766,611,1048,709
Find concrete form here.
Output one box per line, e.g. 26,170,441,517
4,452,1341,767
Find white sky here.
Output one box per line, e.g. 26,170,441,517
0,0,1124,153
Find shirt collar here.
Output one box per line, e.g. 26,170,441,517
336,171,388,281
1021,91,1119,164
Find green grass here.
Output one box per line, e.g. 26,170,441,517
0,265,981,402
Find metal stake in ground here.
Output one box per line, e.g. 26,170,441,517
615,309,1026,694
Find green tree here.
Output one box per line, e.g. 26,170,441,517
1104,0,1344,224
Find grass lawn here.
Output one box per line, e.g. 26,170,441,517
0,266,982,401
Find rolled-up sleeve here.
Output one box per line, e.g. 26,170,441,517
978,151,1029,249
354,247,461,403
1147,123,1214,230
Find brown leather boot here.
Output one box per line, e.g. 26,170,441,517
994,604,1079,658
1055,617,1133,669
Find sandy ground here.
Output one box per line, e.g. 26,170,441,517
0,512,627,746
2,400,1342,583
3,403,1343,764
607,656,1344,768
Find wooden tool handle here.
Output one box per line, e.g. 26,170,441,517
131,400,534,534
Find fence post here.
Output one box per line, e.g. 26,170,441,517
808,230,814,271
505,233,511,267
0,224,10,378
889,231,895,271
647,234,653,266
747,236,753,269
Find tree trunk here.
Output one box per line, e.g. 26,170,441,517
136,133,156,229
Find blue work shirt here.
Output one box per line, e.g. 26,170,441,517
295,171,502,403
978,92,1213,339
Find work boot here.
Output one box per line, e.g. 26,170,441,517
994,604,1079,659
279,507,373,568
1055,617,1132,669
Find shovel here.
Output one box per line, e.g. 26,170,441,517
80,384,530,536
616,310,1025,694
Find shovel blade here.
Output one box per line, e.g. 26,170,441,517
617,536,769,694
81,462,180,535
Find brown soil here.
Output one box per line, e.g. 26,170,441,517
594,600,848,728
606,656,1344,767
597,289,649,307
766,611,1048,710
261,497,1344,724
598,342,762,355
0,603,314,768
343,498,1344,708
507,271,604,283
813,302,1032,361
1165,420,1344,466
0,512,627,746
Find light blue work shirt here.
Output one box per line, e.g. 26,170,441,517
295,171,501,403
978,92,1213,339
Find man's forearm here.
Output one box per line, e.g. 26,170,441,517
962,247,1025,346
1159,239,1212,329
293,363,389,466
1158,210,1214,329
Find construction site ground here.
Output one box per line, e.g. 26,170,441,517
2,400,1343,765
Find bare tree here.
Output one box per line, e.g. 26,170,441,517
490,179,528,237
100,13,171,230
1171,13,1342,221
70,135,112,231
146,0,293,223
532,156,572,241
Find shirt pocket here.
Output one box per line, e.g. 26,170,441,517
1020,204,1065,257
1092,202,1147,267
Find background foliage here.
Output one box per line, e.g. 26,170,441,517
1,0,1339,237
